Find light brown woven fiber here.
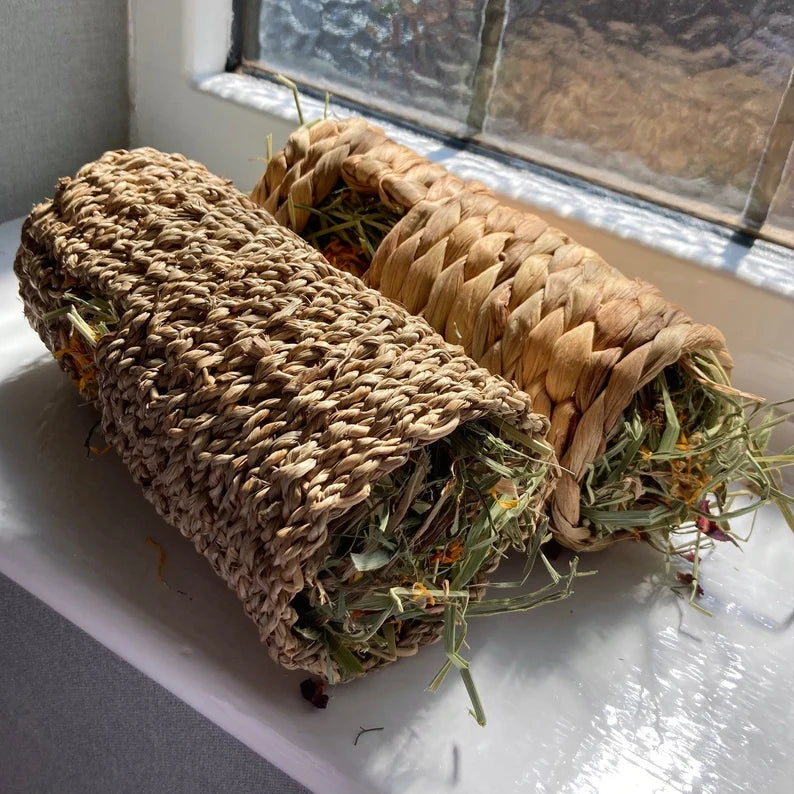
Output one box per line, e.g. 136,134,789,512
253,118,734,549
15,147,550,678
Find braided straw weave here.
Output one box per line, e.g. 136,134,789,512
252,118,734,549
15,147,550,677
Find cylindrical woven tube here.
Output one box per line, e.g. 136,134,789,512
252,118,734,549
14,147,551,678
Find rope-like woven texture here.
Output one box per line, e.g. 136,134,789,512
251,118,493,231
253,119,734,549
15,147,549,677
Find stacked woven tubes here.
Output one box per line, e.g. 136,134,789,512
252,118,734,549
14,147,552,678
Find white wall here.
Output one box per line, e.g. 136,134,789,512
130,0,293,190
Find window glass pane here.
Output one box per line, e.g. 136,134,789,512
764,144,794,244
241,0,794,242
246,0,489,129
483,1,794,221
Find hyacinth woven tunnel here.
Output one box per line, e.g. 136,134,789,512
251,117,785,555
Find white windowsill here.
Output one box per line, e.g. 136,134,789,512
2,212,792,794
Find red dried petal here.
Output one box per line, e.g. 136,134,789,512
676,571,704,596
300,677,329,709
705,525,732,543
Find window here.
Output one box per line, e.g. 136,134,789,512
231,0,794,248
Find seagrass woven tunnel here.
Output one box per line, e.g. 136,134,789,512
252,118,747,551
14,147,556,683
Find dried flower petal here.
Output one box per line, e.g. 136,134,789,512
676,571,705,596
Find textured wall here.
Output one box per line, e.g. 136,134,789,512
0,0,129,221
